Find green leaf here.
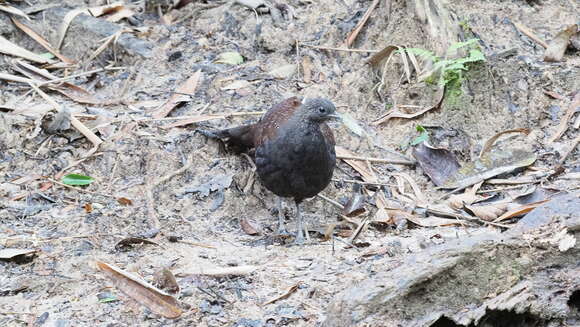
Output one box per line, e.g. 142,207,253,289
411,125,429,145
39,52,55,59
215,52,244,65
99,296,118,303
62,174,95,186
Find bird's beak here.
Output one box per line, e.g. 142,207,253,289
326,113,343,121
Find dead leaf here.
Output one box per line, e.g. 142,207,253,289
464,203,508,221
479,128,530,158
405,216,463,227
413,142,461,186
0,35,53,64
373,87,444,125
447,182,483,210
344,0,379,47
263,282,301,305
11,18,75,64
548,92,580,144
153,71,202,119
115,237,159,251
441,149,537,190
494,200,550,222
105,7,135,22
240,218,260,235
0,248,37,260
117,197,133,206
96,261,182,319
544,24,578,62
342,185,366,217
0,4,31,20
83,203,93,213
335,146,376,182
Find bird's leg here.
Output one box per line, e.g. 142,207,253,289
294,200,305,245
277,197,288,235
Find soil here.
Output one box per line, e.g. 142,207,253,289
0,0,578,326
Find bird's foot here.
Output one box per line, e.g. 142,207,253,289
293,229,306,245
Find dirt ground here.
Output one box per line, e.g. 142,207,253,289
1,0,579,326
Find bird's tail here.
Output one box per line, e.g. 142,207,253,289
197,124,256,153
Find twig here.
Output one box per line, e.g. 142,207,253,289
337,154,414,165
548,92,580,144
299,43,378,53
178,240,216,249
331,178,394,187
345,0,380,47
316,193,344,210
513,21,549,48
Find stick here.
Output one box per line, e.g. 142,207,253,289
337,154,414,165
36,67,126,86
513,22,549,48
300,43,379,53
345,0,380,47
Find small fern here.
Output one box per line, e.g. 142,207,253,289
402,39,485,88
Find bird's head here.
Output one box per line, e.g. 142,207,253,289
301,98,341,122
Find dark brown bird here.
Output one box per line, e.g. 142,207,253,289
199,96,339,244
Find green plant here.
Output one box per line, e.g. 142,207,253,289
403,39,485,88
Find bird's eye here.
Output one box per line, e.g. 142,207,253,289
318,107,325,113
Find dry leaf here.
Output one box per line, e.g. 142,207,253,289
153,71,202,119
373,87,444,125
11,18,75,64
240,218,260,235
544,24,578,62
413,142,461,186
0,248,37,260
494,199,550,222
464,203,508,221
479,128,531,158
83,203,93,213
0,4,31,20
0,35,53,64
117,197,133,206
96,261,182,319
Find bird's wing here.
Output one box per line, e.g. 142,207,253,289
255,96,303,146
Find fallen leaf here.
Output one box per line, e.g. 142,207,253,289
342,185,366,217
62,174,94,186
215,51,244,65
240,218,260,235
413,142,461,186
447,182,482,210
441,149,537,190
0,35,53,64
494,199,550,222
96,261,182,319
464,203,508,221
154,268,180,294
479,128,530,158
117,197,133,206
83,203,93,213
11,18,75,64
405,216,463,227
544,24,578,62
0,4,31,20
115,237,159,251
373,87,444,125
0,249,37,260
152,71,202,119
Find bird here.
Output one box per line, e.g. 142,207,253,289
198,96,340,244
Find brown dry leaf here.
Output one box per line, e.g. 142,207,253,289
464,203,508,221
302,56,312,83
263,282,301,305
544,24,578,62
479,128,531,158
447,182,483,210
0,35,53,64
373,87,444,125
117,197,133,206
96,261,182,319
342,184,366,217
240,218,260,236
368,45,398,69
11,18,75,64
0,248,37,260
105,7,135,22
0,4,31,20
413,142,461,186
153,71,202,119
494,199,550,222
335,146,376,182
391,172,428,207
83,203,93,213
